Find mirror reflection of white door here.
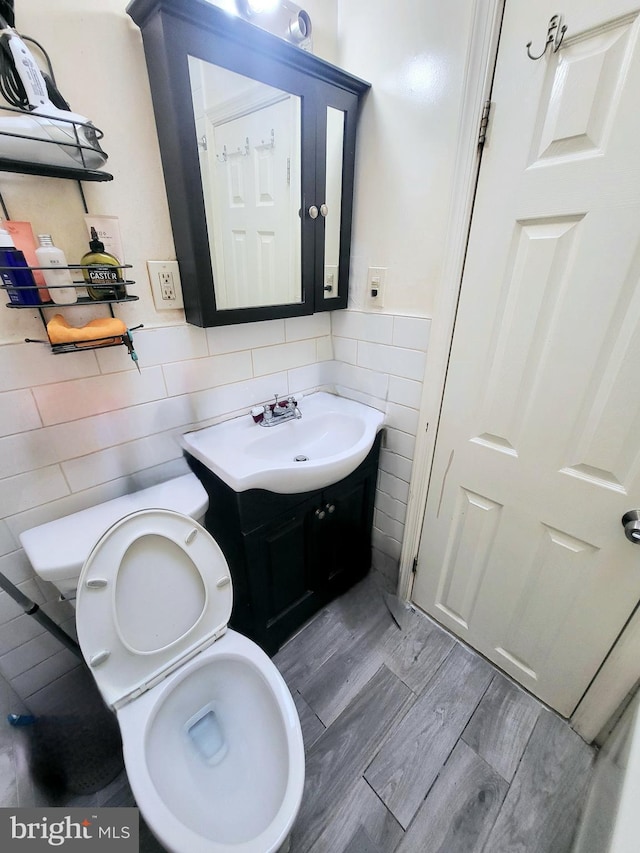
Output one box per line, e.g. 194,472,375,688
412,0,640,717
210,96,300,310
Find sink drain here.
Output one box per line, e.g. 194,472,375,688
294,454,309,462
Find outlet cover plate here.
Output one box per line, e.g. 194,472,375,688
147,260,184,310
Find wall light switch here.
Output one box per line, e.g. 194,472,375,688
147,260,184,311
324,264,338,300
367,266,386,309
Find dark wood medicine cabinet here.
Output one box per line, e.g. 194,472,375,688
127,0,371,327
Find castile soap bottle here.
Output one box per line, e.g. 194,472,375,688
81,227,126,300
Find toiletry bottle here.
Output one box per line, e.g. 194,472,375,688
35,234,77,304
5,221,51,302
0,228,40,305
80,227,127,300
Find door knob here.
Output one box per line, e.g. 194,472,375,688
320,203,328,217
621,510,640,543
308,205,319,219
315,508,326,520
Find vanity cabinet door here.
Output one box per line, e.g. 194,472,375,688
313,471,376,597
243,493,323,655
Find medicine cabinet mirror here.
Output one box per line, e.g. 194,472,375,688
127,0,370,327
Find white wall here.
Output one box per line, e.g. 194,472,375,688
330,310,431,577
337,0,477,317
0,0,478,702
331,0,478,573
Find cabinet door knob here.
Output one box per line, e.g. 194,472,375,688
308,205,319,219
326,503,335,513
315,508,326,520
320,203,329,217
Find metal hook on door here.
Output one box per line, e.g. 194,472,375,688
526,14,567,61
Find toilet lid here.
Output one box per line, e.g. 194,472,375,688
76,509,233,710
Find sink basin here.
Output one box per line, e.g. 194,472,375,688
180,392,384,494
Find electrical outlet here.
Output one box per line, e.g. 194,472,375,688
159,271,175,301
367,266,386,308
148,261,183,310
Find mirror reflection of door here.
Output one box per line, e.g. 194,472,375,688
189,57,302,310
212,96,301,309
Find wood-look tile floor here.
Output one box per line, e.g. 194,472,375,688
0,573,595,852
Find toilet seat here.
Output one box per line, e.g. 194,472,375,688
76,509,233,710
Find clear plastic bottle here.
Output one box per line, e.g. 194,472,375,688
35,234,77,304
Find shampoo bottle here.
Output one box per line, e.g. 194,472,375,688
0,228,40,306
35,234,77,304
81,227,127,301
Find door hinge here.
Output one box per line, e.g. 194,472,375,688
412,556,418,575
478,99,492,147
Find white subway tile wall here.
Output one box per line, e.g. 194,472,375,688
330,310,431,585
0,309,430,701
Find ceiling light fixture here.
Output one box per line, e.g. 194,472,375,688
235,0,313,50
236,0,280,18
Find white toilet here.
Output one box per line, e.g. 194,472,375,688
20,476,305,853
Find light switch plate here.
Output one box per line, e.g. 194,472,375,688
367,266,386,309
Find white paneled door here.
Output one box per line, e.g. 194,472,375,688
412,1,640,716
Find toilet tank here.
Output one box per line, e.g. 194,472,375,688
20,473,208,599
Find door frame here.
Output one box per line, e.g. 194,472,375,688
398,0,504,602
399,0,636,742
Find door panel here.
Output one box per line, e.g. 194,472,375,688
413,1,640,716
211,96,300,309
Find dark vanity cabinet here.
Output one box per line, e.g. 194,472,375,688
185,433,382,655
127,0,370,327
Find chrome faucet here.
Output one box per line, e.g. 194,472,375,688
258,394,302,427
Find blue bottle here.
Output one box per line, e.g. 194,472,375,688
0,227,40,306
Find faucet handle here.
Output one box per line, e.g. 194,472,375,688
263,404,273,421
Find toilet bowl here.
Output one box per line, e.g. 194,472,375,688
75,508,304,853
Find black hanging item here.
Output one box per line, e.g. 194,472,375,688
0,1,14,27
27,711,124,797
